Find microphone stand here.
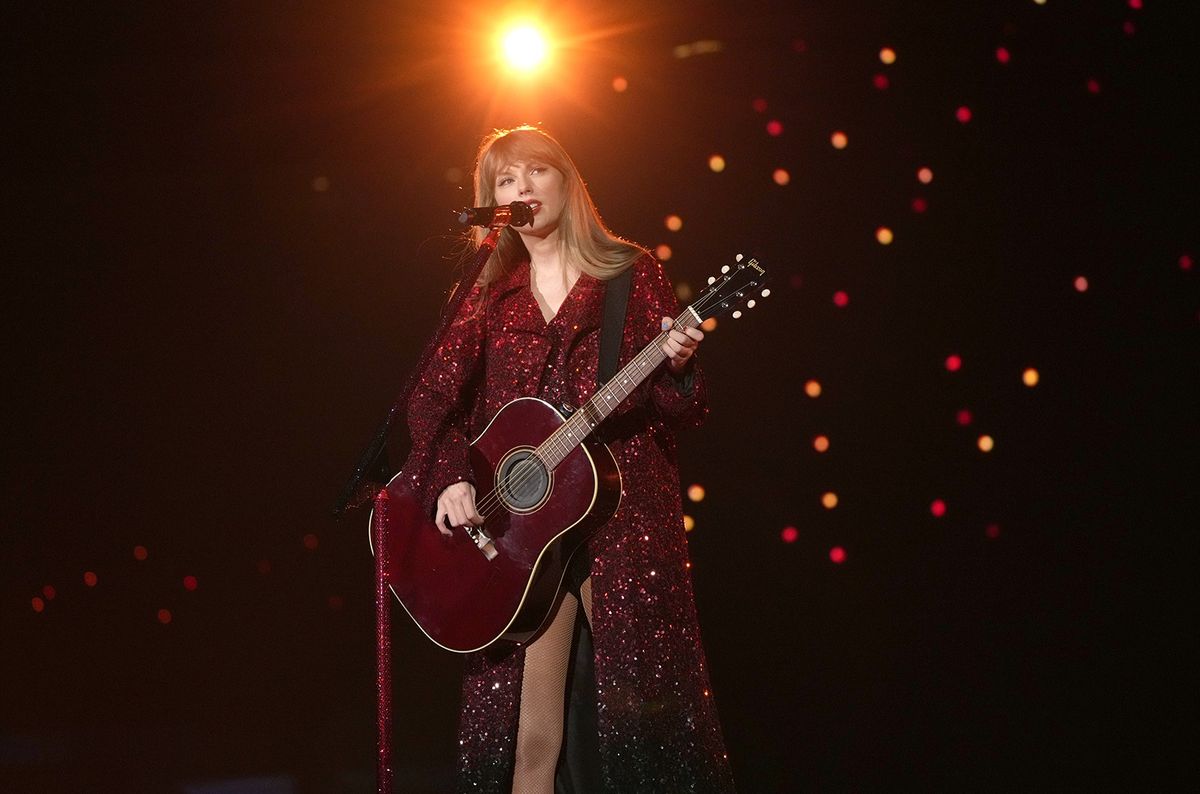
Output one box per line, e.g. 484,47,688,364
344,223,506,794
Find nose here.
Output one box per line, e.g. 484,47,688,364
517,173,533,195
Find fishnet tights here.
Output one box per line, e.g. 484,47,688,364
511,577,593,794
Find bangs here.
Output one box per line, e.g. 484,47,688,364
480,128,570,183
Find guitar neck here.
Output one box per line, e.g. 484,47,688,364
536,306,702,470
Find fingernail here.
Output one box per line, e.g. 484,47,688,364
661,318,671,330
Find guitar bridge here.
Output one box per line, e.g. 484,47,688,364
463,524,498,561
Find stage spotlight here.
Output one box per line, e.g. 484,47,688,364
500,24,549,72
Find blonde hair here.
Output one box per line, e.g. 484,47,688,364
468,126,647,288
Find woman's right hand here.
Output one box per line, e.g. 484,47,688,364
435,481,483,537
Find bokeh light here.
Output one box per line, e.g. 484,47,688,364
665,214,683,231
780,526,798,543
612,76,628,92
930,499,947,518
1179,254,1193,271
183,575,198,591
700,317,717,332
766,120,784,136
813,435,830,453
157,609,172,624
917,167,933,184
83,571,97,587
1086,78,1101,94
303,533,319,550
956,409,973,426
956,106,973,123
833,290,850,307
829,546,847,564
821,491,839,509
687,484,706,502
805,379,822,398
911,197,928,213
683,514,695,532
133,545,148,561
945,354,962,372
830,131,848,149
977,435,995,452
879,47,896,65
876,226,894,245
752,97,768,113
655,243,673,261
872,73,889,90
772,168,791,186
986,523,1001,539
708,154,726,172
996,46,1011,64
1023,367,1040,387
1074,275,1089,292
32,597,45,613
42,585,56,600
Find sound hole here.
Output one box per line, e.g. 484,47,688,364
497,450,550,512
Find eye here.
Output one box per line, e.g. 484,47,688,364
497,176,514,186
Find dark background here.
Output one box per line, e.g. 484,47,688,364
4,1,1197,791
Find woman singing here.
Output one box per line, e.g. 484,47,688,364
398,126,734,792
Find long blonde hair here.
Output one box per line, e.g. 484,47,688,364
469,126,648,288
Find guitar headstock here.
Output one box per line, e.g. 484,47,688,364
688,254,770,323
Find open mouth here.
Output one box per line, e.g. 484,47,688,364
525,200,542,213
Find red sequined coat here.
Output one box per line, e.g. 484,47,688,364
400,254,735,792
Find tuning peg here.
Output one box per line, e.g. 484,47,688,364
761,288,771,297
707,276,716,285
721,265,730,274
732,310,743,319
747,299,756,308
735,254,744,262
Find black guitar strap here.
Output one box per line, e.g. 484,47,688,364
598,266,633,386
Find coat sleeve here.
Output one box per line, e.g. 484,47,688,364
397,282,487,516
622,255,709,430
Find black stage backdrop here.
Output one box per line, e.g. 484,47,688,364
3,2,1196,791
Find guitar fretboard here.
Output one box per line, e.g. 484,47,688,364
535,306,702,470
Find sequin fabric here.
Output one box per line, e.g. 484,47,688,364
400,254,735,792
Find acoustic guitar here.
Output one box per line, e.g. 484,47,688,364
370,255,767,652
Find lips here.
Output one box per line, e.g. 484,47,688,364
524,200,542,213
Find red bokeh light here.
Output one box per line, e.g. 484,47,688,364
752,97,768,113
183,575,198,591
955,106,972,123
1180,254,1194,271
133,545,148,561
1074,275,1089,292
42,585,57,600
995,46,1010,64
1123,20,1136,36
766,119,784,136
1128,0,1142,9
872,73,889,90
911,197,928,213
945,354,962,372
1086,78,1101,95
780,526,798,543
930,499,947,518
157,609,172,624
833,290,850,307
986,523,1001,539
956,409,973,426
83,571,98,587
303,533,319,550
32,597,45,613
829,546,846,564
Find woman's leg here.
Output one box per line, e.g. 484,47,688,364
512,591,579,793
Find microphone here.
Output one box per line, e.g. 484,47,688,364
455,201,534,227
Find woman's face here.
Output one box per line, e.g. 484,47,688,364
492,159,567,237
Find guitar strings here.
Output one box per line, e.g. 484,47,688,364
468,277,742,524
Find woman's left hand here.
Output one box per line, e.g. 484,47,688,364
661,316,704,374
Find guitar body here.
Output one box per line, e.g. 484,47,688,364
370,397,622,653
